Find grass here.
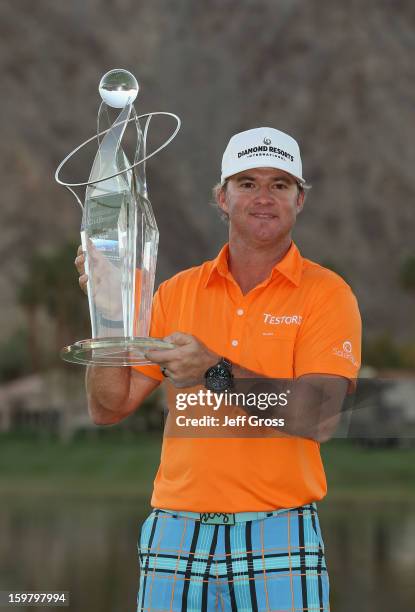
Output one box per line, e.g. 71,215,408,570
0,432,414,502
0,430,162,499
321,439,415,502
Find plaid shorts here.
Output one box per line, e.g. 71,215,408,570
137,504,329,611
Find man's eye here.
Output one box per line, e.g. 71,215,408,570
273,182,288,190
240,182,255,189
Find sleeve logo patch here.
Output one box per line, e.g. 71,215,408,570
343,341,352,353
333,340,359,367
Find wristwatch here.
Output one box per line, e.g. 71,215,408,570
204,357,233,392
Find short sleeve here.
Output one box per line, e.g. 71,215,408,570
294,286,362,382
133,288,166,381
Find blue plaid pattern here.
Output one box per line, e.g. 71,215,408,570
137,504,329,611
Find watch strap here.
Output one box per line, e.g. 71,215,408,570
220,356,233,372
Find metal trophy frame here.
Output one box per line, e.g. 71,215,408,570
55,70,180,366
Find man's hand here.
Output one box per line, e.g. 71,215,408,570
74,245,88,294
145,332,218,388
74,243,123,318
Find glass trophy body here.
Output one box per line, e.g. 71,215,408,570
55,70,180,365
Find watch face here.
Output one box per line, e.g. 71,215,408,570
206,364,232,392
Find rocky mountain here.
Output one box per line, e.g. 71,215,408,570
1,0,414,343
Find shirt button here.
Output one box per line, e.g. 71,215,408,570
231,340,239,347
237,309,244,316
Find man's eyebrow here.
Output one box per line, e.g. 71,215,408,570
236,175,256,182
236,174,294,183
272,175,294,183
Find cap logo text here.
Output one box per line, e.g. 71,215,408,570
237,145,294,162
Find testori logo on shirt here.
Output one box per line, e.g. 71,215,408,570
263,313,303,325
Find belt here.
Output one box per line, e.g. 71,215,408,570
157,503,317,526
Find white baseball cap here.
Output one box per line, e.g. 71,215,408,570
221,127,305,184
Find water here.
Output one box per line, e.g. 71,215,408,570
319,501,415,612
0,498,414,612
0,498,147,612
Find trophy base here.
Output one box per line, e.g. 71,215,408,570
61,337,175,366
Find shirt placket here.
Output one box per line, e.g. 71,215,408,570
226,290,255,363
220,268,272,362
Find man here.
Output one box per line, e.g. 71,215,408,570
76,127,361,611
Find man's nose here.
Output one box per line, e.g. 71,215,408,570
253,184,274,204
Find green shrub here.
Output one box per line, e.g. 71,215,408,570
363,334,415,370
400,256,415,291
0,329,31,382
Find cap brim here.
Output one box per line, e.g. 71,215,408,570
221,159,305,184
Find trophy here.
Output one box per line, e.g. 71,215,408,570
55,69,180,365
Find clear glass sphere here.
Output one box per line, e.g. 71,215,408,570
99,69,139,108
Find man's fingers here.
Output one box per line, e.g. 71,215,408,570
75,253,85,274
164,332,193,346
145,348,179,364
79,274,88,294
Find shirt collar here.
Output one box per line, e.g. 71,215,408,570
204,241,303,288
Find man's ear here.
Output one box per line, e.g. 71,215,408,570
218,186,229,214
296,190,305,215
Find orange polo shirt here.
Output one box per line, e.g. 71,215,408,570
134,242,361,512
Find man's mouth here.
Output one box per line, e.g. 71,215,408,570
250,212,277,219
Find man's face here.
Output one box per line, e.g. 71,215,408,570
218,167,305,246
